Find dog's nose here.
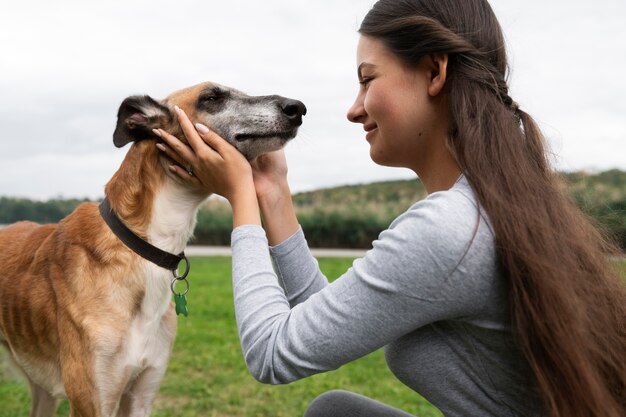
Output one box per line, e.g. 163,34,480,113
280,99,307,125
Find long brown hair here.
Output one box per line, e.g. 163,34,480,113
360,1,626,416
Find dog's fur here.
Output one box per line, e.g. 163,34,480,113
0,82,305,417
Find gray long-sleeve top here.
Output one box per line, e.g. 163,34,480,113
230,176,542,417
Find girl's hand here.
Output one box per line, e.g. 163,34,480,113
250,150,290,201
250,149,299,245
154,106,260,226
154,106,253,203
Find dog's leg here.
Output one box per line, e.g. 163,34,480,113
1,342,59,417
116,309,177,417
98,335,173,416
28,379,59,417
96,362,134,417
58,317,101,417
116,366,167,417
63,361,101,417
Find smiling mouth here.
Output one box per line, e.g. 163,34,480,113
364,123,378,133
234,130,296,142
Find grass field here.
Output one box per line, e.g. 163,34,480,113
3,258,625,416
0,257,442,417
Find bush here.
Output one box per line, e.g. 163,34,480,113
299,210,389,249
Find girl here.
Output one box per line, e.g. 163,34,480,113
156,1,626,416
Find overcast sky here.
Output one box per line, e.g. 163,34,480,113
1,0,625,200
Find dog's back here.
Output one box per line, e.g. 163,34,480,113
0,220,56,271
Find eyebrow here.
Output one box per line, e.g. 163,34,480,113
357,63,375,79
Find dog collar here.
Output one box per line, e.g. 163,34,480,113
99,197,190,316
99,197,187,270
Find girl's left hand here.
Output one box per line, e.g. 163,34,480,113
154,106,254,204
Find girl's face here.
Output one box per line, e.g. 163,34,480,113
347,36,446,173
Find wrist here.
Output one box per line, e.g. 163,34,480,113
229,183,261,227
256,182,298,246
257,179,291,207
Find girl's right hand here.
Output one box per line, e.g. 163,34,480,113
155,106,261,227
155,106,254,204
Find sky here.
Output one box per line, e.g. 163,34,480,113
1,0,625,200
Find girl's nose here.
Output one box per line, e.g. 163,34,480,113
347,97,365,123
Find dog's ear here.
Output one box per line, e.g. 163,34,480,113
113,95,172,148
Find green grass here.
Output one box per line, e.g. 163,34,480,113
0,257,442,417
3,258,625,416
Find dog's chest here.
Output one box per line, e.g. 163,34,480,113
125,312,171,372
117,265,175,379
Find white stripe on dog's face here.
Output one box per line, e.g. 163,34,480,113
179,83,306,160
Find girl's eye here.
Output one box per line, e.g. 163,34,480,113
359,77,373,87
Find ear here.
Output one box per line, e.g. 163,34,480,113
426,53,449,97
113,95,172,148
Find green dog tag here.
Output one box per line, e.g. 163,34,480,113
174,293,188,317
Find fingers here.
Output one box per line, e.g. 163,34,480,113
155,142,187,168
173,106,204,154
174,105,237,157
156,104,243,181
193,121,233,155
168,163,201,185
153,128,197,166
156,141,200,184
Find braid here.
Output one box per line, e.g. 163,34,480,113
499,90,521,121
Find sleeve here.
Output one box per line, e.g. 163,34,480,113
230,192,491,385
268,226,329,307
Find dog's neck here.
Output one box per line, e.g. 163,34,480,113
147,181,205,254
104,141,208,255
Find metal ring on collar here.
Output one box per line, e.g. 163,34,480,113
172,254,190,280
170,277,190,296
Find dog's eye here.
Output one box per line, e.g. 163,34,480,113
199,89,226,103
197,89,228,112
200,94,219,102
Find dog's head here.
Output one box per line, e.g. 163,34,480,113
112,82,306,160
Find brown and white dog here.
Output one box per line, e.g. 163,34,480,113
0,82,306,417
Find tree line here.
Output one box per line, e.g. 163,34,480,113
1,170,625,250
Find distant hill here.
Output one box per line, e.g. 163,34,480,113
192,169,626,248
288,169,626,248
293,179,427,218
1,170,625,249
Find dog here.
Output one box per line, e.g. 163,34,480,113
0,81,306,417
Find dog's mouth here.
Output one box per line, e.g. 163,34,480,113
234,130,297,142
228,127,300,160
